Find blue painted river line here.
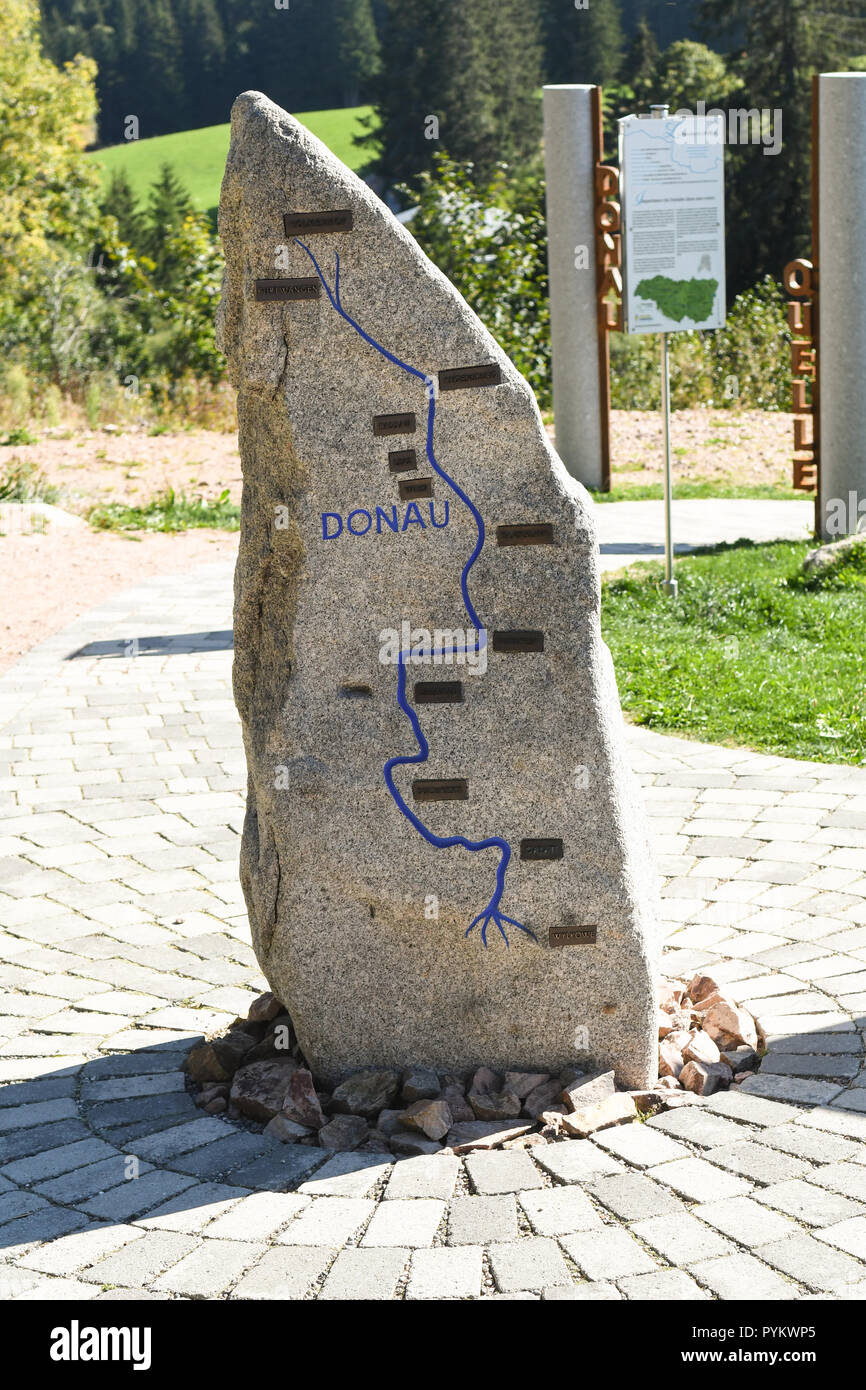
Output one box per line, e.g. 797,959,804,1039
295,242,535,946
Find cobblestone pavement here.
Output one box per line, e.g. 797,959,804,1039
2,558,866,1301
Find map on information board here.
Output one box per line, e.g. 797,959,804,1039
619,114,726,335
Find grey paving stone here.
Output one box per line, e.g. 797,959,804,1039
533,1140,623,1183
647,1108,755,1149
702,1140,811,1186
317,1246,405,1301
561,1225,658,1280
690,1251,799,1300
1,1136,119,1184
406,1246,483,1300
85,1095,196,1131
0,1189,50,1226
210,1145,321,1192
518,1186,603,1236
448,1194,518,1246
767,1032,863,1054
592,1124,690,1167
0,1098,76,1132
278,1196,375,1247
80,1230,197,1287
385,1154,459,1201
808,1162,866,1202
80,1169,196,1222
464,1150,545,1195
35,1155,154,1204
704,1092,803,1127
488,1237,572,1293
125,1117,230,1163
361,1198,444,1248
153,1238,265,1296
631,1211,736,1266
816,1216,866,1260
756,1179,866,1227
298,1152,392,1198
16,1222,146,1277
693,1195,798,1248
753,1123,860,1164
543,1281,621,1299
757,1231,866,1292
135,1182,249,1233
617,1268,708,1300
168,1132,272,1178
648,1155,753,1203
762,1054,860,1079
588,1172,687,1222
0,1204,87,1254
738,1073,844,1106
203,1192,307,1242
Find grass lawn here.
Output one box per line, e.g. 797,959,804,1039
88,488,239,533
590,482,806,503
88,106,378,217
601,540,866,766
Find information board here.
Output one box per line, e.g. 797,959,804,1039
619,113,726,335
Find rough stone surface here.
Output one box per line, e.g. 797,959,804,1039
330,1069,400,1119
399,1098,452,1141
229,1060,298,1121
217,90,660,1087
318,1115,369,1151
560,1092,638,1136
560,1069,616,1112
281,1068,326,1130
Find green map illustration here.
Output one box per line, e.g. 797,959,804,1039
634,276,718,323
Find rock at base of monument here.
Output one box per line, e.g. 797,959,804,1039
560,1093,638,1137
505,1071,552,1100
399,1097,453,1141
400,1067,441,1103
560,1069,616,1113
523,1079,563,1119
468,1088,522,1122
185,1043,232,1084
229,1059,299,1121
265,1113,313,1142
679,1060,733,1097
390,1132,444,1157
281,1067,327,1129
446,1120,533,1153
319,1114,370,1150
330,1069,401,1118
247,991,283,1023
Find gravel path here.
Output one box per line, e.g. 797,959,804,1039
1,561,866,1301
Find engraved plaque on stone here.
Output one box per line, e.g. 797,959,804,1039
413,778,469,802
255,278,320,301
549,925,597,947
373,412,417,437
283,210,353,235
439,364,502,391
520,838,564,861
496,524,555,547
388,449,418,473
414,681,464,704
399,477,433,500
492,630,545,653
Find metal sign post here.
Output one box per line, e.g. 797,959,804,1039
651,104,678,598
619,102,726,598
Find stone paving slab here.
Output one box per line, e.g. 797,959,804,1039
1,559,866,1300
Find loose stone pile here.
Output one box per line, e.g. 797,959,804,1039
185,976,765,1156
657,973,765,1097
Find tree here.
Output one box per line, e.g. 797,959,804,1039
102,169,144,247
622,15,659,103
335,0,381,106
700,0,866,292
542,0,624,85
364,0,543,185
652,39,737,110
141,163,193,281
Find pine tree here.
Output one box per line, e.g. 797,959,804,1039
335,0,381,105
136,0,184,136
142,162,193,281
700,0,866,292
542,0,624,85
623,15,659,102
103,168,144,247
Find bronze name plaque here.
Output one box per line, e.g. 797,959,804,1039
283,210,353,235
520,838,564,861
399,477,433,500
413,778,468,802
439,363,502,391
497,523,555,547
388,449,418,473
550,925,597,947
414,681,464,704
492,630,545,653
255,278,320,301
373,413,416,437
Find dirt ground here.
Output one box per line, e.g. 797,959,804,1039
0,410,797,675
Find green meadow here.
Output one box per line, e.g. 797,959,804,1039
87,105,378,217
